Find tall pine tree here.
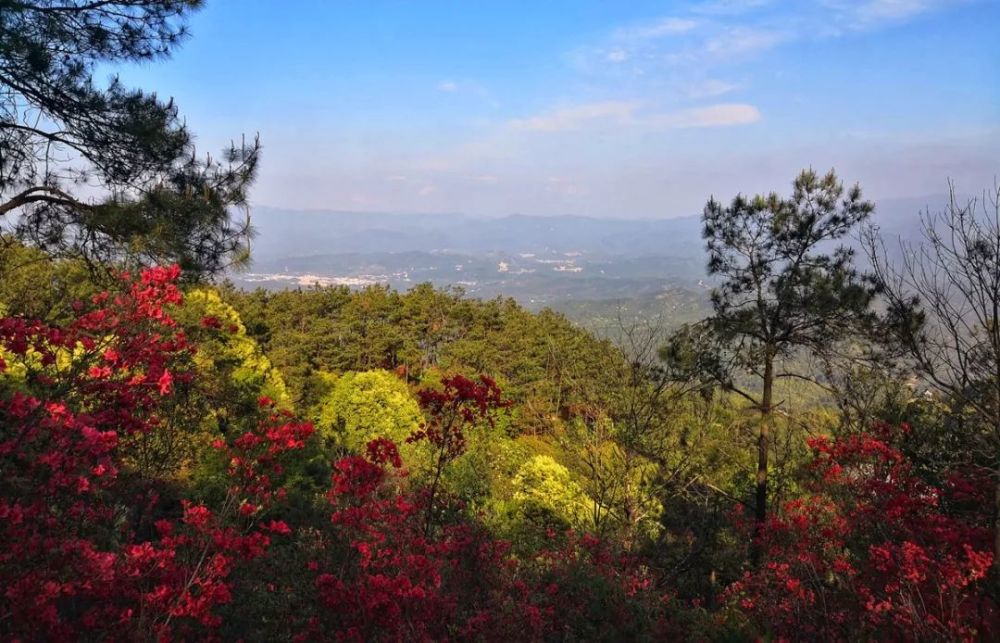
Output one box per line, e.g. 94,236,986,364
0,0,259,275
698,169,876,556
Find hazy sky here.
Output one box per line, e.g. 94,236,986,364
117,0,999,218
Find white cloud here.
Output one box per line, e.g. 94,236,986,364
417,185,436,196
509,101,760,133
690,0,776,16
702,27,789,58
832,0,963,31
435,79,498,107
578,0,962,78
685,79,743,98
857,0,935,20
606,48,629,63
508,101,640,132
616,17,698,40
646,103,761,128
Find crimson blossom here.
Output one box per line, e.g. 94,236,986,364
0,267,310,640
725,423,998,641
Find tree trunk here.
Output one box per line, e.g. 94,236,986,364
994,372,1000,589
994,343,1000,590
752,350,774,566
992,380,1000,592
621,451,638,551
994,470,1000,589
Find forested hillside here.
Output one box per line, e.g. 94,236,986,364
1,1,998,641
5,179,999,639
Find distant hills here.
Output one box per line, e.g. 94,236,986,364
246,208,705,260
247,193,947,263
234,194,953,324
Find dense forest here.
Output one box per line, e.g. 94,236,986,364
2,1,999,641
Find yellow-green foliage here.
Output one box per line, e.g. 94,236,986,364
317,370,425,461
572,434,665,540
0,238,95,323
0,239,100,389
0,344,33,389
183,289,289,405
512,454,590,528
0,337,101,392
441,422,527,506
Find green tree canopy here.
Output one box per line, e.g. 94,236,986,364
512,454,590,528
317,370,423,454
181,288,289,407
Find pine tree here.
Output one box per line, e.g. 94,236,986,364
0,0,259,275
697,169,876,553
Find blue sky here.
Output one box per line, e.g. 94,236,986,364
117,0,1000,218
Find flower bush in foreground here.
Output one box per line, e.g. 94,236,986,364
0,270,675,640
726,423,998,641
0,268,311,639
2,266,998,641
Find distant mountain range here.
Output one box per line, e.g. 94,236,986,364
247,208,705,260
234,194,955,319
247,194,948,262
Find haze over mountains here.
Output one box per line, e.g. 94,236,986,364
236,194,953,325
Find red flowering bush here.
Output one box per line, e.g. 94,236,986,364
408,374,512,534
482,529,682,641
295,433,679,642
294,436,505,641
27,264,995,640
289,375,682,641
0,267,311,640
0,277,679,641
725,423,998,641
